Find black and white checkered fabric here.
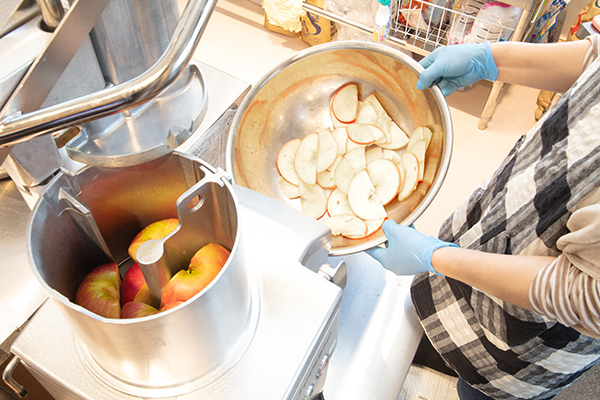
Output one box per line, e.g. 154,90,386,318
411,56,600,399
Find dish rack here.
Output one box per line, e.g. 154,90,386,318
302,0,538,129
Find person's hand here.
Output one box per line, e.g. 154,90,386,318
366,220,457,275
416,42,499,96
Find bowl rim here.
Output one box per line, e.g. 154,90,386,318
226,41,453,256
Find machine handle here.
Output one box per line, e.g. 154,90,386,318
0,0,217,148
2,355,28,398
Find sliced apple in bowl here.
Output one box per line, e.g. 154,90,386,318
330,83,359,124
347,169,387,221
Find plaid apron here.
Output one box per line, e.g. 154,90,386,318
411,56,600,399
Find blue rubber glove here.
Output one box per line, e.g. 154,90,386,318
366,220,458,276
416,42,499,96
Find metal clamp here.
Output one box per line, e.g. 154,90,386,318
317,260,347,290
2,355,28,398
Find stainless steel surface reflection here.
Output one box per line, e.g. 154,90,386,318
226,41,453,256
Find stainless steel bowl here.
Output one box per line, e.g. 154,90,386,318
226,41,452,256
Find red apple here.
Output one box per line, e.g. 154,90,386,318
121,301,159,319
160,243,230,309
160,301,185,312
75,262,121,319
128,218,179,262
120,262,153,306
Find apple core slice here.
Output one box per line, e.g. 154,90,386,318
347,170,387,220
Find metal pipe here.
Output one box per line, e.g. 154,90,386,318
35,0,64,30
0,0,217,147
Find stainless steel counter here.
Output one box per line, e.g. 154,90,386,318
0,178,47,363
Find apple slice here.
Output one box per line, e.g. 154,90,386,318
333,157,356,194
331,127,348,155
330,83,359,124
382,149,402,165
279,176,300,199
316,128,338,173
408,126,433,152
317,155,341,189
367,158,401,205
362,93,387,118
366,146,383,164
347,170,388,220
357,102,378,125
375,114,392,145
323,214,367,237
299,180,327,219
346,123,375,145
409,138,428,182
346,138,366,152
317,169,335,189
276,138,301,185
327,188,355,216
344,218,385,239
294,132,319,185
379,122,409,150
344,147,366,171
398,152,419,201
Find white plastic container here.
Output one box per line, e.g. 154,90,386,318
373,0,392,42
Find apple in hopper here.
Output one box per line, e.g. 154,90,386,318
121,301,159,319
120,262,153,307
160,243,230,309
128,218,179,262
75,262,121,319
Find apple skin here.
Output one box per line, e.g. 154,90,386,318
75,262,121,319
120,262,153,307
128,218,179,262
121,301,159,319
160,301,185,312
160,243,230,309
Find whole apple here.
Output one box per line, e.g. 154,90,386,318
121,301,159,319
128,218,179,262
75,262,121,319
160,243,230,309
160,301,184,312
120,262,153,307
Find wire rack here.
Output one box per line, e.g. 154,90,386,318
303,0,520,56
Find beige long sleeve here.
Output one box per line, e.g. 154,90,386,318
529,205,600,338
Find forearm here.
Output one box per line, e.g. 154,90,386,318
490,40,591,93
431,247,555,310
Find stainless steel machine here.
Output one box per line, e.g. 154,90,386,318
0,1,424,399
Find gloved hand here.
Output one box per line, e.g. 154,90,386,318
416,42,499,96
366,220,457,275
